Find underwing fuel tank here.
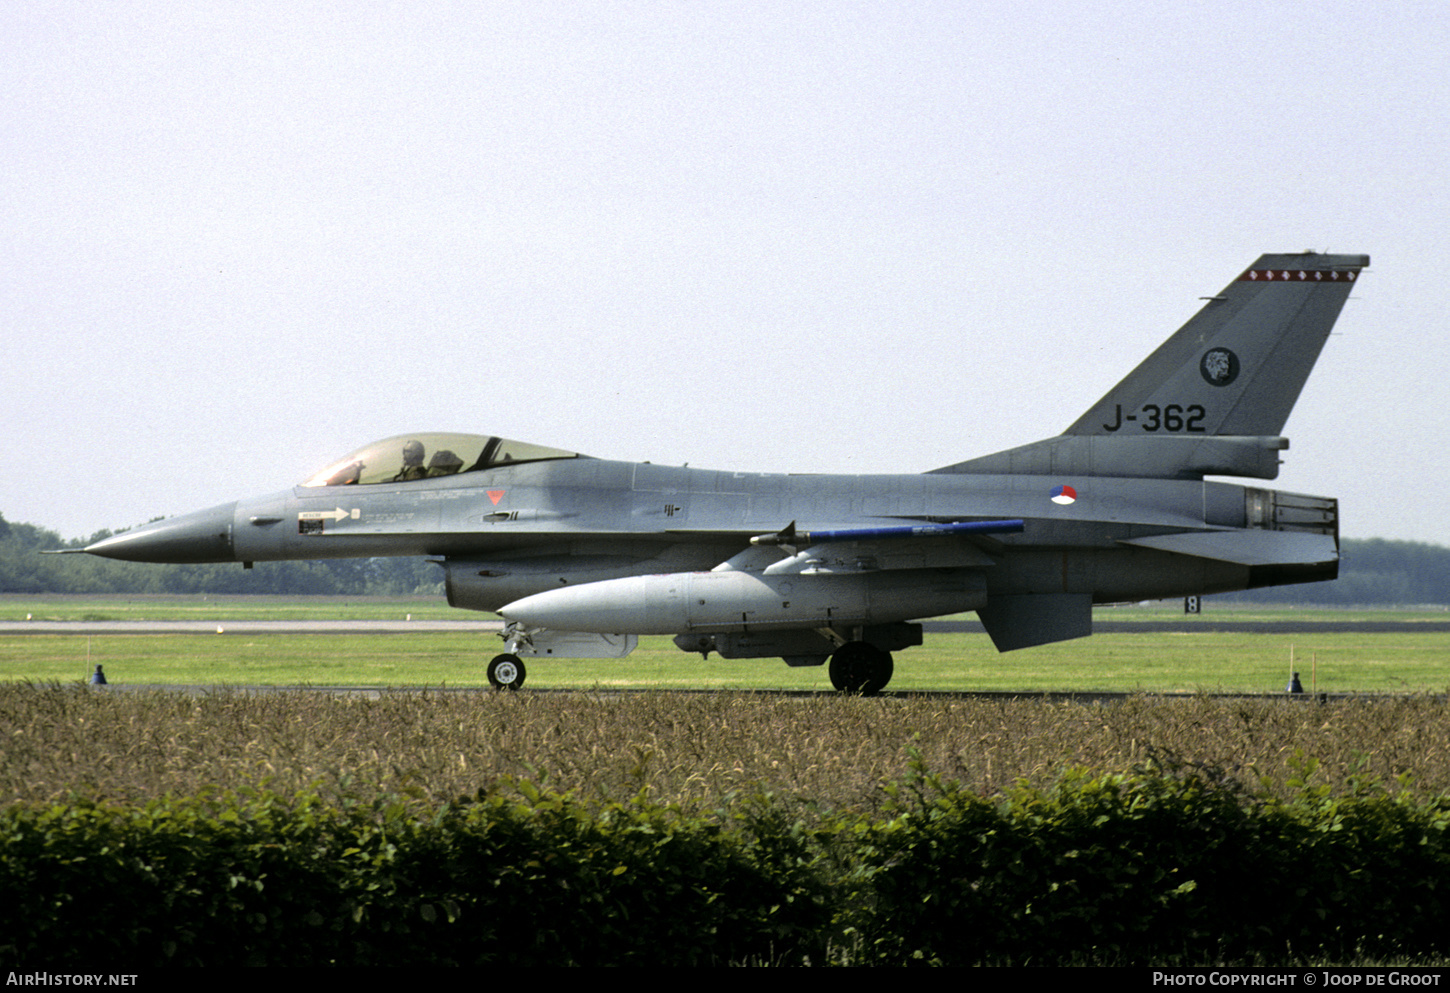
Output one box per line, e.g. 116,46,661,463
498,569,988,634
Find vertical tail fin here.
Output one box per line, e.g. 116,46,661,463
1065,252,1368,437
932,252,1368,479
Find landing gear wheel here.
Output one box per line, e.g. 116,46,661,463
488,653,526,690
828,641,893,695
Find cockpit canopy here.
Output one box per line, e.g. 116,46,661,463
302,433,579,487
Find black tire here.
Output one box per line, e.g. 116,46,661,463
487,653,526,690
827,641,893,695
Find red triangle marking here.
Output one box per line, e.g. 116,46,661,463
488,490,505,505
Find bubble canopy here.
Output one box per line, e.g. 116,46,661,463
301,433,579,487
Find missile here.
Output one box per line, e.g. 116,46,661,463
749,519,1024,548
498,569,987,635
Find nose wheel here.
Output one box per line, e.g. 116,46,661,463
828,641,893,695
487,653,526,690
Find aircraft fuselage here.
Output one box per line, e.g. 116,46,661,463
92,455,1330,610
79,251,1364,689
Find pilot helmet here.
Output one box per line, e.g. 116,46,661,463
429,450,464,471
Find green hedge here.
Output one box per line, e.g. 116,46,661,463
859,755,1450,965
0,783,831,967
5,763,1450,966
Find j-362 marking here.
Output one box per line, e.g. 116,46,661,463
1103,403,1207,433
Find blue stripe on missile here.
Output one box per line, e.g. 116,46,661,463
803,519,1024,543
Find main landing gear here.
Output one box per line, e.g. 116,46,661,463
487,653,526,690
827,641,893,695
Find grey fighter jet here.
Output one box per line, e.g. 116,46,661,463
82,252,1367,692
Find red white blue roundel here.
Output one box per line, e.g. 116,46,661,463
1050,484,1077,505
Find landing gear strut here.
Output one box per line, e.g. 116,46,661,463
828,641,893,695
487,653,526,690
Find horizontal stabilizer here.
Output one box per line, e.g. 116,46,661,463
1119,529,1337,567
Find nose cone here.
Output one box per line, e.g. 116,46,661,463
83,502,238,563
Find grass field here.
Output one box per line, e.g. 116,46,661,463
5,679,1449,811
2,596,1448,693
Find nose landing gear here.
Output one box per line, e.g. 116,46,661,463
487,653,526,690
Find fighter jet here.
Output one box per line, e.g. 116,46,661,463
81,252,1367,693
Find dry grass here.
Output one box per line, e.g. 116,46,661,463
4,684,1447,812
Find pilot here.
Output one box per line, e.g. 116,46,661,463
390,440,428,482
427,450,464,476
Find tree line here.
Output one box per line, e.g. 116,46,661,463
2,510,1446,605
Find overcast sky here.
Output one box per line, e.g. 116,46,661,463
6,2,1448,548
